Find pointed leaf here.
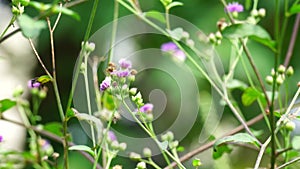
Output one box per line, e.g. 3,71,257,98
37,75,52,84
69,145,95,156
222,23,271,40
18,14,47,38
166,2,183,10
0,99,16,113
226,79,248,90
144,11,166,24
43,122,63,137
250,36,277,52
289,4,300,16
214,133,260,150
242,87,264,106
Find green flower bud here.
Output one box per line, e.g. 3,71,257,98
143,147,152,157
208,33,216,43
276,75,284,85
166,131,174,141
129,152,141,161
182,31,190,39
129,88,138,95
85,42,95,52
31,88,39,95
266,75,273,85
186,39,195,47
38,90,47,99
258,8,266,17
251,9,258,17
286,66,294,77
13,85,24,97
284,120,296,131
136,162,146,169
271,68,276,76
232,11,238,18
12,6,20,15
215,31,222,40
169,140,179,149
145,113,153,122
80,63,86,73
278,65,286,74
111,140,119,150
118,142,127,151
128,75,135,82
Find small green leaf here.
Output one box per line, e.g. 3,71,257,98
213,144,232,159
226,79,248,90
160,0,172,7
43,122,63,137
18,14,46,38
222,23,271,40
0,99,16,113
37,75,52,84
214,133,260,150
66,108,75,120
55,6,80,21
144,10,166,24
242,87,264,106
166,1,183,10
167,27,184,41
103,92,116,110
69,145,95,156
292,136,300,149
192,158,202,167
176,146,185,152
288,4,300,16
250,36,277,52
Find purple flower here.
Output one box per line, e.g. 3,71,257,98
161,42,186,62
119,59,132,69
100,77,111,91
140,103,154,113
161,42,178,52
111,69,130,78
0,135,3,142
107,131,117,141
28,79,41,88
226,2,244,13
39,139,51,151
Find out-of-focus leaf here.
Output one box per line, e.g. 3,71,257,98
160,0,172,7
213,144,232,159
18,14,46,38
66,108,75,120
192,158,202,167
69,145,95,156
223,23,271,40
166,1,183,10
245,0,251,10
144,10,166,24
214,133,260,151
167,27,183,41
0,99,16,114
43,122,63,137
242,87,264,106
226,79,248,90
288,4,300,16
292,136,300,149
176,146,185,152
103,92,116,110
53,6,80,21
250,36,277,52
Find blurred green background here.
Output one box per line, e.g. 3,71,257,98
5,0,300,168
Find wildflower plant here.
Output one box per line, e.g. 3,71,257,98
1,0,300,169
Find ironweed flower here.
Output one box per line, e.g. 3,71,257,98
140,103,154,113
100,76,111,91
107,130,117,142
119,58,132,69
226,2,244,13
28,79,41,88
161,42,186,62
0,135,3,142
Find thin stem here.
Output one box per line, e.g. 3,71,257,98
276,157,300,169
284,14,300,67
0,16,16,40
107,0,119,66
28,39,52,78
165,8,170,30
254,137,271,169
165,114,264,168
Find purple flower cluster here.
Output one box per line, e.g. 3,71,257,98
119,59,132,69
161,42,186,62
0,135,3,142
226,2,244,13
27,79,41,89
107,130,117,142
100,77,111,91
139,103,154,113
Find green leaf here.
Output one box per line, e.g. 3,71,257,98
242,87,264,106
245,0,251,10
176,146,185,152
167,27,184,41
0,99,16,114
222,23,271,40
37,75,52,84
144,10,166,24
55,6,80,21
292,136,300,149
66,108,75,120
288,4,300,16
214,133,260,151
18,14,46,38
69,145,95,156
160,0,172,7
250,36,277,52
103,92,116,110
166,1,183,10
43,122,63,137
226,79,248,90
213,144,232,159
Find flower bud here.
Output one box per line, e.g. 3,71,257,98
266,75,273,85
258,8,266,17
186,39,195,48
182,31,190,39
251,9,258,17
38,90,47,99
208,33,216,43
143,147,152,157
145,113,154,121
85,42,95,52
129,88,138,95
118,142,127,151
129,152,141,160
276,75,284,85
286,66,294,77
215,31,222,40
169,140,179,149
136,162,146,169
271,68,276,76
128,75,135,82
111,140,119,150
284,120,296,131
278,65,286,74
13,85,24,97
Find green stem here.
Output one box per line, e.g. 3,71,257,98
107,0,119,66
165,8,170,30
0,16,16,40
